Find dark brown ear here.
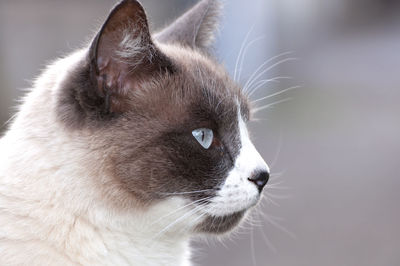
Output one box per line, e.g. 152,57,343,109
89,0,172,114
154,0,222,50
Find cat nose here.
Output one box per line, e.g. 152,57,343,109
248,170,269,192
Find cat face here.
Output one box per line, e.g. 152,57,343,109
57,0,269,234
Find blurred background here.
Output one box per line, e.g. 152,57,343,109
1,0,399,265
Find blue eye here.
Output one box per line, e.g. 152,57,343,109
192,128,214,149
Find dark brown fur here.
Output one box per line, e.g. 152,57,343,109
56,0,251,232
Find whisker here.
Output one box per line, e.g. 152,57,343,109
264,214,287,223
266,183,291,192
252,98,292,113
234,24,255,82
250,226,257,266
242,51,294,93
0,112,18,132
269,180,285,188
270,170,287,179
244,57,298,93
159,189,216,196
255,212,278,253
151,204,207,241
265,191,292,200
249,117,269,122
251,85,300,103
269,175,284,181
264,214,296,239
150,196,212,226
269,131,283,169
267,182,286,190
178,208,209,234
267,184,291,190
262,194,280,207
244,209,264,228
237,36,266,83
248,78,282,97
248,77,293,97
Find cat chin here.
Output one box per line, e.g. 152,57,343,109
194,210,246,234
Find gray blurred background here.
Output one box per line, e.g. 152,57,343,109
1,0,400,265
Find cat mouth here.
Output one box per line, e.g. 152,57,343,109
194,211,246,234
193,193,262,234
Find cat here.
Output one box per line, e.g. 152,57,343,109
0,0,270,265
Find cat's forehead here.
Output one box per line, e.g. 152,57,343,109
156,43,250,120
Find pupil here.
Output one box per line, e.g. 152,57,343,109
201,131,205,141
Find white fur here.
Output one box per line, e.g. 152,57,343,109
0,50,200,266
206,109,269,216
0,46,268,266
118,30,144,59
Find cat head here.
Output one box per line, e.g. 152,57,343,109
57,0,269,234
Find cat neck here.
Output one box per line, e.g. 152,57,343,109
0,112,193,266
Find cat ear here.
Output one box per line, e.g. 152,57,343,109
154,0,222,50
89,0,172,114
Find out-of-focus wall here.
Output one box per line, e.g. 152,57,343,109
1,1,400,265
